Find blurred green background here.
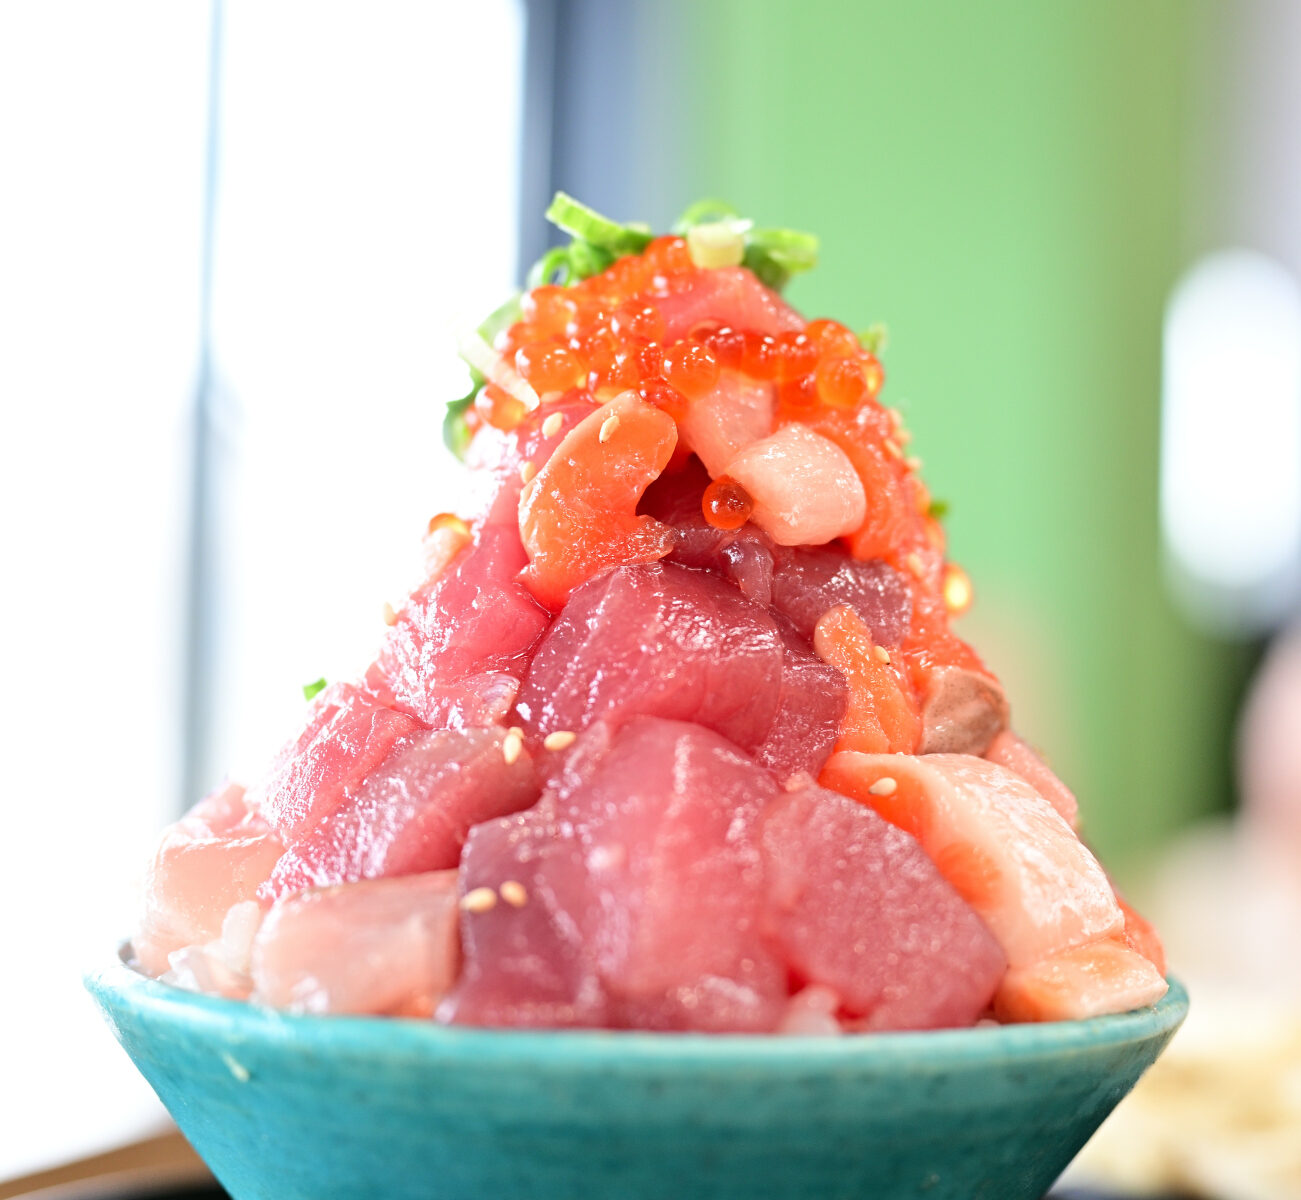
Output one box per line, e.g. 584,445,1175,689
594,0,1258,878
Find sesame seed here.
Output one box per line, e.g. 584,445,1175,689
502,730,524,765
499,880,528,908
520,461,536,484
544,730,577,752
868,777,898,797
460,887,498,914
542,412,564,437
872,645,891,664
221,1052,251,1083
906,456,923,472
888,407,904,429
382,601,398,626
599,414,621,443
906,552,925,578
884,438,903,460
897,429,913,445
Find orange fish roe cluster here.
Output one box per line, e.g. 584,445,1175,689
493,237,885,427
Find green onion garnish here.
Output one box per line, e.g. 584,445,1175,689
448,195,822,459
544,192,654,256
302,677,328,701
927,500,950,521
859,323,889,355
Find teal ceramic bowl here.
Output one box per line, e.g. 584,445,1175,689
87,957,1185,1200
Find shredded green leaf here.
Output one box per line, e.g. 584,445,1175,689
672,199,740,233
927,499,950,521
443,294,523,461
302,677,328,701
743,228,820,292
859,323,889,355
545,192,654,256
443,387,477,459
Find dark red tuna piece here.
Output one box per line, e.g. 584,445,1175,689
443,718,788,1031
514,562,784,754
261,726,539,900
760,785,1007,1030
246,682,424,841
769,546,912,648
373,521,549,729
641,457,778,605
753,620,846,779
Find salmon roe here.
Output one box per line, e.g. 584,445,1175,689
702,475,754,531
516,342,584,394
661,341,720,398
475,383,527,431
494,230,893,445
427,512,471,538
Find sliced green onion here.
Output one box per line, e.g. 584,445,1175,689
545,192,652,255
443,385,477,459
455,327,540,412
686,218,752,269
527,246,574,289
302,677,328,701
927,499,950,521
743,227,819,291
859,323,889,355
478,293,522,344
673,198,740,233
566,239,615,280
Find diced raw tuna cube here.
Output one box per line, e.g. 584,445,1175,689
438,809,611,1029
753,620,846,779
656,266,804,343
819,752,1123,967
134,784,283,976
985,729,1078,829
760,785,1006,1029
444,718,788,1031
374,522,550,729
244,682,424,840
725,424,867,546
515,562,784,756
993,938,1167,1023
641,457,777,605
261,726,539,900
251,872,460,1016
770,546,912,648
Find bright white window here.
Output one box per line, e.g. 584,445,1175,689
0,0,524,1181
201,0,525,788
1161,251,1301,635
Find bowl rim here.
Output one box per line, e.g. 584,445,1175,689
87,952,1188,1070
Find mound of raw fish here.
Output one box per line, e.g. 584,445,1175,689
132,201,1167,1030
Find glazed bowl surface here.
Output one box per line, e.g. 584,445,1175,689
86,957,1187,1200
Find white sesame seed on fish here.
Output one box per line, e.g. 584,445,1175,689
499,880,528,908
460,887,498,914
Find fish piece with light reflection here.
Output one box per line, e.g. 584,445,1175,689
130,194,1168,1030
